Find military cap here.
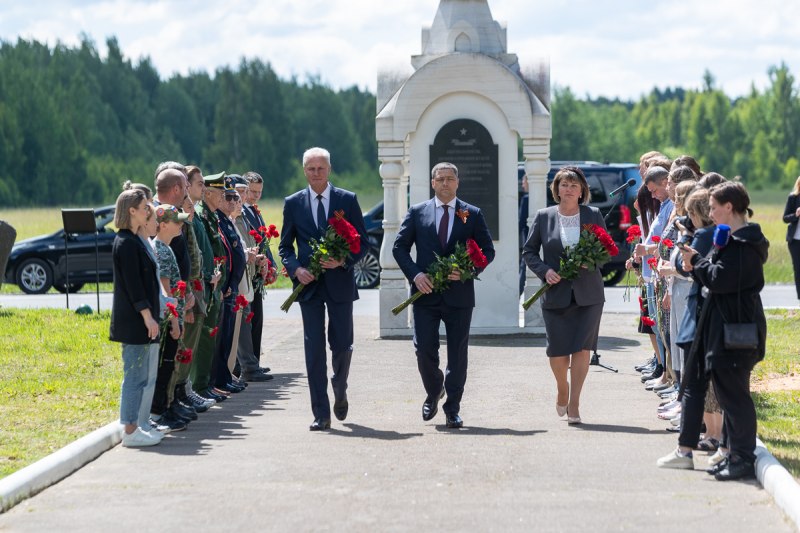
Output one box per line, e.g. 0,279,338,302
204,171,227,189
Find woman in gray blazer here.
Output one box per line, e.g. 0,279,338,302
523,167,608,425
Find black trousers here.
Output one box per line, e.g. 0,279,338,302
789,240,800,299
678,358,709,449
250,288,264,364
413,303,473,417
212,296,235,388
711,366,757,464
151,332,178,415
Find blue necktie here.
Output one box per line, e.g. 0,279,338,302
316,194,327,235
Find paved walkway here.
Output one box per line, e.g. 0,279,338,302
0,311,793,532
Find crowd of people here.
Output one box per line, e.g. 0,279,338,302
624,151,768,481
112,162,277,447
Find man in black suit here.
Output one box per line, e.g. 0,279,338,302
393,162,495,429
279,147,369,431
241,171,275,374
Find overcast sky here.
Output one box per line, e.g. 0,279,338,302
2,0,799,100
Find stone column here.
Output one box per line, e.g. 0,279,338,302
378,141,410,336
522,138,549,330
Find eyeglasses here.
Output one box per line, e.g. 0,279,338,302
224,194,240,202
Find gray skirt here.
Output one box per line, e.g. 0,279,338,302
542,294,604,357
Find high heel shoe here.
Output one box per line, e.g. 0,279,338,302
556,404,568,417
566,407,581,425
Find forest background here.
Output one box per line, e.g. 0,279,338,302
1,36,800,208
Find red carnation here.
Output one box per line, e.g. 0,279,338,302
466,238,488,269
258,225,267,234
642,316,656,327
192,279,203,292
329,215,361,254
176,348,193,364
234,294,249,312
209,326,218,338
647,257,659,270
249,229,263,244
171,281,187,298
662,238,674,249
626,225,642,244
652,236,661,243
245,312,254,324
268,224,279,238
165,302,178,318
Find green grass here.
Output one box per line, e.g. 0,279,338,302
0,309,121,478
751,310,800,480
753,390,800,479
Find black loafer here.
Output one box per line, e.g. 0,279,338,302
445,414,463,429
309,418,331,431
422,388,445,421
333,398,349,421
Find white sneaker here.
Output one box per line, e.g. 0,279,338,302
122,427,161,447
708,448,729,466
657,448,694,469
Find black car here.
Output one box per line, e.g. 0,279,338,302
4,206,116,294
352,160,641,289
352,201,383,289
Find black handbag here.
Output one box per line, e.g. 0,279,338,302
716,249,758,351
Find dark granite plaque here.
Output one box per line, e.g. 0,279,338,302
429,119,498,238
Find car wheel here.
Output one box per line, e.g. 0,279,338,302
602,268,626,287
54,282,85,294
354,249,381,289
16,258,54,294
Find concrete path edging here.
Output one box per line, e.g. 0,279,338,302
0,421,122,513
755,437,800,530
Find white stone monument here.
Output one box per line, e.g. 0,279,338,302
376,0,551,337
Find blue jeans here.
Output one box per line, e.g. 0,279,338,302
120,343,158,426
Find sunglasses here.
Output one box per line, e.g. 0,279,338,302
224,194,240,202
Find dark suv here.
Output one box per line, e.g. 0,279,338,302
352,160,641,289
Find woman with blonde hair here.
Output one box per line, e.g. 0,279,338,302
110,189,163,447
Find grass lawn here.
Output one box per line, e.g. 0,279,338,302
0,309,121,478
752,310,800,479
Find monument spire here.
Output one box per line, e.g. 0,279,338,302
412,0,519,71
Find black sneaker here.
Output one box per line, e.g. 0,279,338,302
153,412,187,432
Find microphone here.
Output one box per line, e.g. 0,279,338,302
713,224,730,248
609,179,637,198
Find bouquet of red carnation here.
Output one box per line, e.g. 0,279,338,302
280,211,362,312
252,224,281,293
392,239,488,315
523,224,618,310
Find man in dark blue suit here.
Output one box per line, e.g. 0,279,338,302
279,147,369,431
393,162,495,429
213,177,248,393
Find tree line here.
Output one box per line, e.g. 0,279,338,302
1,36,798,207
551,66,800,189
0,36,378,206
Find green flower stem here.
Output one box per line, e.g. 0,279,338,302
522,282,552,311
391,291,424,316
280,282,306,313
